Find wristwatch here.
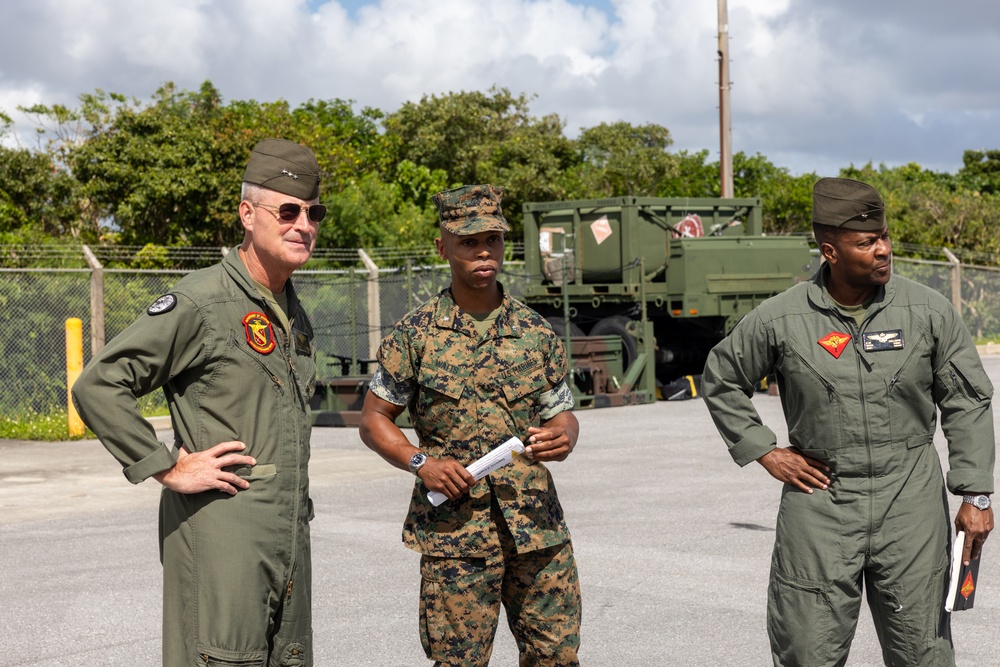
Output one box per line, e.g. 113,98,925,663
963,494,992,510
408,452,429,475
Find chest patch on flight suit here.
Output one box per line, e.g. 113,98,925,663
243,312,276,355
818,331,852,359
147,294,177,315
862,330,904,352
293,328,311,356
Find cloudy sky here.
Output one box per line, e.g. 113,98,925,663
2,0,998,177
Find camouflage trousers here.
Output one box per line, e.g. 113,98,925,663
418,500,582,667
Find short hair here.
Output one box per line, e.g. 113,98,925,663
812,223,843,248
241,182,264,202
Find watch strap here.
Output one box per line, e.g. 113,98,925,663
963,494,991,510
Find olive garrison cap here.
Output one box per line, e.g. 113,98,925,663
432,184,510,235
812,177,886,231
243,138,320,201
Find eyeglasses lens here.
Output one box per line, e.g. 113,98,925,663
277,203,327,223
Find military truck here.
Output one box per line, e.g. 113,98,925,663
521,196,811,405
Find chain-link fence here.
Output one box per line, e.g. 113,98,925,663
892,258,1000,340
0,261,528,419
1,254,998,420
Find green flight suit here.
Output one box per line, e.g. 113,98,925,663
703,266,995,667
73,249,316,667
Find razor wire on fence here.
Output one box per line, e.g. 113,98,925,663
2,251,1000,421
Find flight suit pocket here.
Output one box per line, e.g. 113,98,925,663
768,568,837,657
278,644,306,666
781,345,844,450
198,648,265,666
944,360,993,407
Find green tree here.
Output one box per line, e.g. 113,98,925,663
658,149,718,197
0,145,82,241
732,152,815,235
320,161,447,253
568,121,678,197
32,82,245,245
383,87,578,235
958,149,1000,194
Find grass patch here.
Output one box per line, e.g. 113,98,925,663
0,399,170,441
0,410,92,441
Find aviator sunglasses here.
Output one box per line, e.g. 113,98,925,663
252,201,327,223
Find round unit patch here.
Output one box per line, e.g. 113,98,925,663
147,294,177,315
243,312,276,355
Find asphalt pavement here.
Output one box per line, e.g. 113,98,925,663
2,358,1000,666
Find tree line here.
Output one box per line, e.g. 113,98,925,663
3,81,1000,265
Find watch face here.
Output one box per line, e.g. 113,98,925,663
967,495,991,510
409,453,427,471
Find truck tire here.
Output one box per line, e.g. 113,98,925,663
590,315,639,372
545,316,585,338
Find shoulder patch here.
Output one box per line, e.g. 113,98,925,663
147,294,177,316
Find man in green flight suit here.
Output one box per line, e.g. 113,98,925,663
703,177,995,666
359,184,583,667
73,138,325,667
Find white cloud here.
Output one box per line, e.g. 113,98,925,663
1,0,999,175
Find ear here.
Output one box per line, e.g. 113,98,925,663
239,200,255,232
820,241,838,266
435,236,447,261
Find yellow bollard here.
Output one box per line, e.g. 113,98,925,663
66,318,85,437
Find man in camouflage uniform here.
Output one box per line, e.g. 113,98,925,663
703,177,995,666
359,184,582,667
73,139,324,666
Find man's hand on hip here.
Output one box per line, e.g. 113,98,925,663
153,441,256,495
757,447,831,494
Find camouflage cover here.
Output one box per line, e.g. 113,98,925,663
376,286,572,557
431,184,510,235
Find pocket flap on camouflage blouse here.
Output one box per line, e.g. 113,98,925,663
417,363,466,400
500,364,548,402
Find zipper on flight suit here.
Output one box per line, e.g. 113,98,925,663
263,302,307,593
887,340,920,394
843,313,876,562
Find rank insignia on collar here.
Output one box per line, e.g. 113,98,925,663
862,330,904,352
818,331,852,359
243,312,276,355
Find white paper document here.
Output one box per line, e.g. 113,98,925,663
426,436,525,507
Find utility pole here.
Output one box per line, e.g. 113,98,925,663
718,0,734,198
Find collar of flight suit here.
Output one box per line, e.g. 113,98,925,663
221,246,302,323
805,262,897,322
434,282,524,341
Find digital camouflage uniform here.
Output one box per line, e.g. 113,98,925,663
371,282,581,665
702,178,995,667
73,139,320,667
